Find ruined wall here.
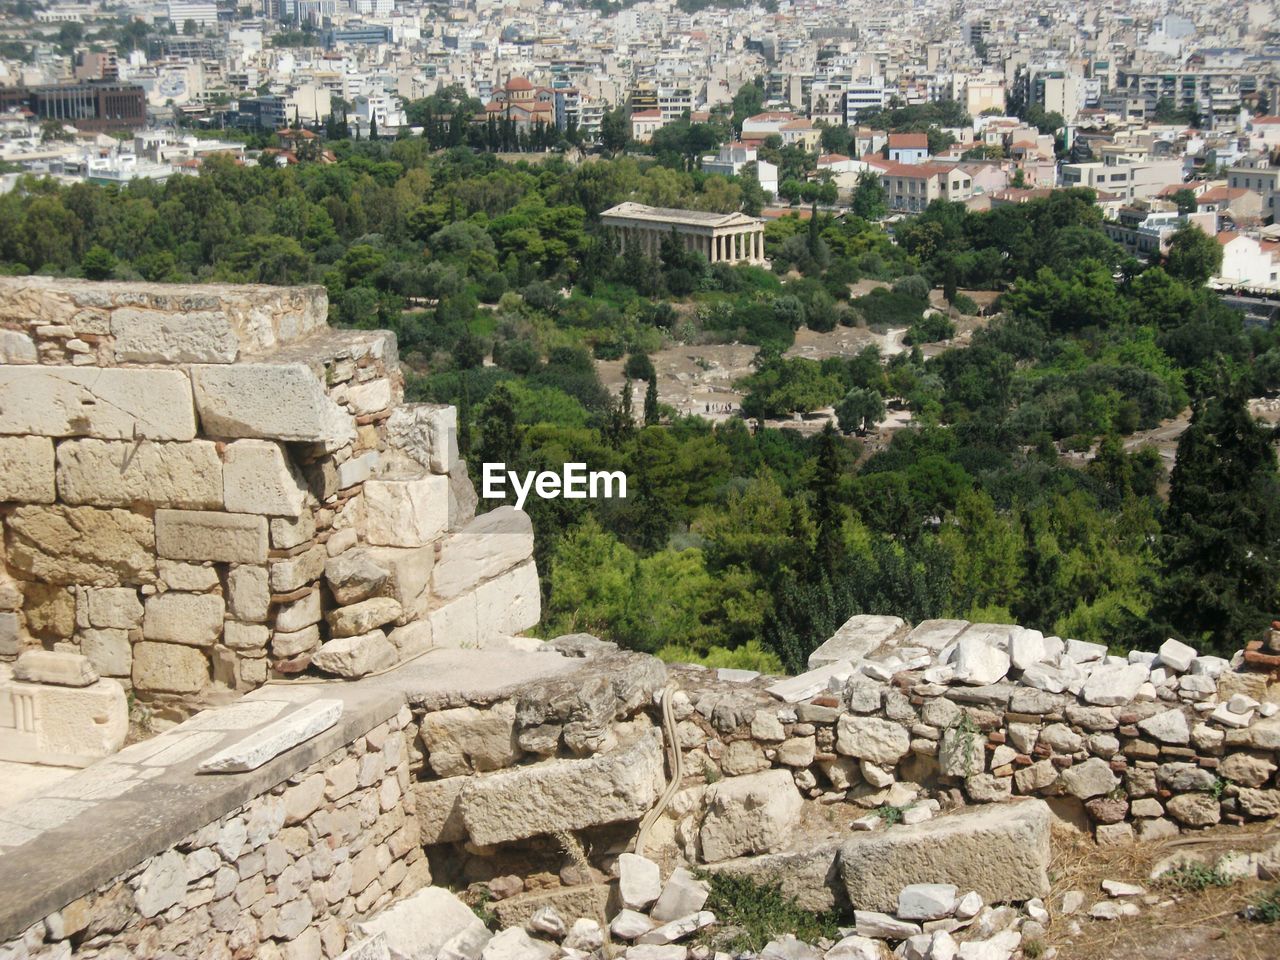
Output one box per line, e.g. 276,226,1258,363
0,277,539,738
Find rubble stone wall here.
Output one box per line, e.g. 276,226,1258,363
659,617,1280,867
3,704,428,960
0,277,539,736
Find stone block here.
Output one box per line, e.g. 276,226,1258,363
56,438,223,509
385,403,457,474
1080,663,1149,706
363,476,449,547
132,641,209,694
366,546,433,623
430,506,534,600
270,512,316,550
459,730,664,845
327,597,401,638
0,366,196,440
708,841,845,913
310,631,398,678
413,776,467,844
270,545,326,593
274,589,322,633
272,625,320,658
14,649,98,687
0,436,55,503
353,885,487,960
224,622,269,652
835,715,910,766
0,674,128,765
155,510,268,564
110,306,239,363
0,610,20,658
191,363,356,446
700,768,804,863
0,328,37,363
475,559,541,637
6,505,155,586
420,701,519,778
808,614,905,669
142,592,225,646
428,592,478,650
227,565,270,622
197,699,342,773
346,378,393,416
839,800,1051,912
223,440,308,518
157,560,220,592
24,583,75,638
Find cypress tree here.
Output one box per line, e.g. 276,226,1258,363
643,375,659,426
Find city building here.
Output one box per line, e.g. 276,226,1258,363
600,202,766,265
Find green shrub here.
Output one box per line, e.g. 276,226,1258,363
852,287,927,328
904,312,956,345
1155,861,1233,892
1246,886,1280,923
699,871,841,952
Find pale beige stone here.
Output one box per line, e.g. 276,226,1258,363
272,625,320,658
270,546,326,593
0,675,128,765
223,440,308,518
110,306,239,363
157,560,220,592
385,403,457,475
14,650,99,687
327,597,401,638
227,565,270,622
0,366,196,440
6,505,155,586
700,768,804,863
274,590,322,633
420,702,519,777
224,622,269,651
475,560,540,637
363,477,449,547
0,328,37,363
132,641,209,693
428,592,477,650
155,510,267,565
79,627,132,676
0,435,55,503
270,512,316,550
431,507,534,600
310,630,397,678
143,593,226,646
346,378,393,416
191,363,356,446
56,439,222,509
24,583,76,638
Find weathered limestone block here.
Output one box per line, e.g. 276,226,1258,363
835,715,911,766
0,673,128,766
310,631,398,678
79,627,132,676
325,550,390,605
0,328,37,363
76,586,141,630
363,476,449,547
708,841,846,913
157,560,219,591
354,886,488,960
475,559,541,637
272,625,320,658
155,510,267,565
223,440,308,517
270,545,326,593
132,641,209,693
428,592,478,650
413,776,467,844
839,800,1052,912
430,507,534,600
191,363,356,446
0,366,196,440
274,590,322,633
385,403,458,475
449,459,478,531
14,650,98,686
0,435,55,503
366,547,433,624
223,622,269,652
6,505,155,586
420,701,519,777
56,439,223,509
197,698,342,772
327,597,401,638
699,768,804,863
808,615,905,669
346,378,393,416
23,583,75,638
142,593,225,646
459,730,664,845
227,565,270,621
270,512,316,550
110,306,239,363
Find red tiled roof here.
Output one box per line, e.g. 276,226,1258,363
888,133,928,149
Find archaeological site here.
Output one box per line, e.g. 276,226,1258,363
1,278,1278,960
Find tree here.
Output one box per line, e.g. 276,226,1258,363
1155,378,1280,653
600,107,629,155
81,245,116,280
1172,188,1198,214
644,375,659,426
849,171,886,220
1164,224,1223,287
477,382,521,470
836,386,885,435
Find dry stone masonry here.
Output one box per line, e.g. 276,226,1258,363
0,277,539,763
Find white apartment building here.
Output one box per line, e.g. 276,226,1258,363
167,0,219,28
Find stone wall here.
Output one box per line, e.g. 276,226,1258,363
644,617,1280,885
2,698,426,960
0,277,539,743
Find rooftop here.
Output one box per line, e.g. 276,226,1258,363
599,201,759,228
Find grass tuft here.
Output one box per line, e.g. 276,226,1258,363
699,871,840,952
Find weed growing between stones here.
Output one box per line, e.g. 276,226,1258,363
1244,887,1280,923
1154,862,1235,892
873,803,905,825
697,871,840,952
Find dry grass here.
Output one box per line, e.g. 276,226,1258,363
1044,822,1280,960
